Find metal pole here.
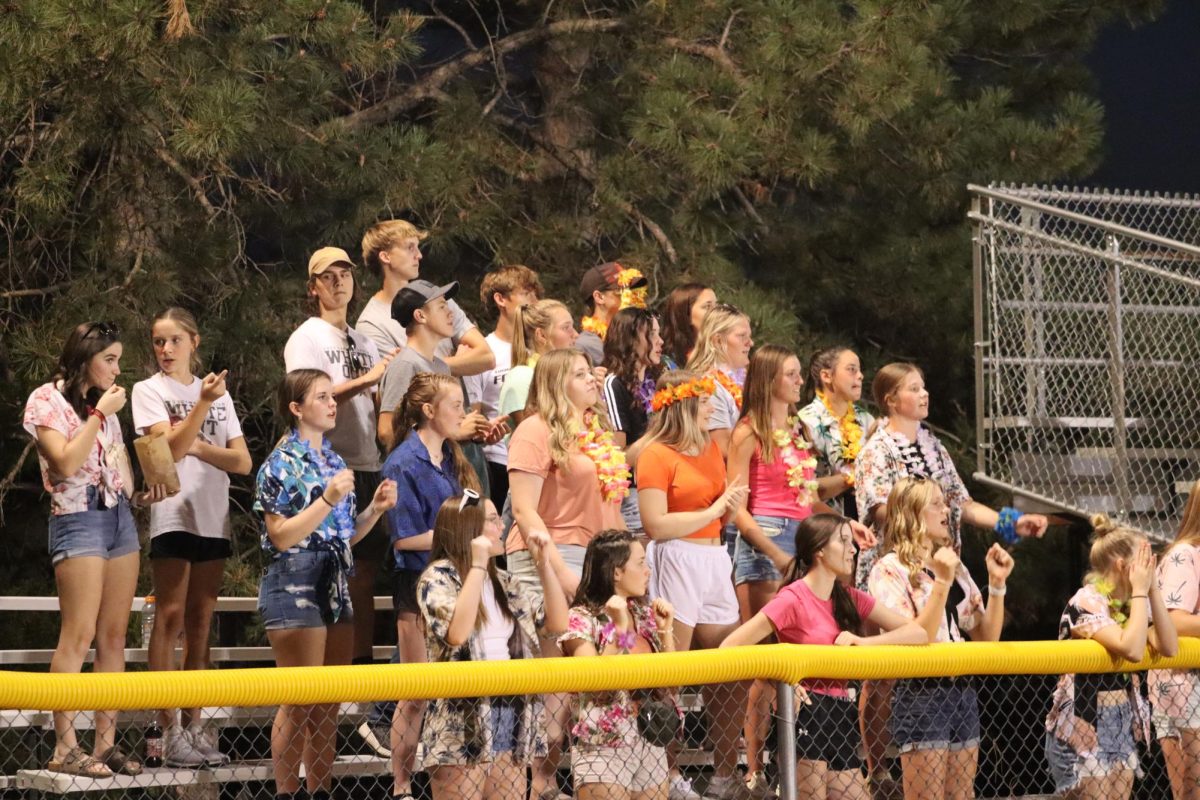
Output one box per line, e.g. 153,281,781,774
775,681,797,800
1105,234,1135,516
971,193,988,479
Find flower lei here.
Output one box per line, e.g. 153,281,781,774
651,375,716,412
577,412,632,504
771,417,820,509
818,391,864,465
1088,577,1129,625
712,369,743,410
580,315,608,339
635,377,657,413
617,267,647,309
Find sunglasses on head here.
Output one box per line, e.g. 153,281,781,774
458,488,481,512
83,322,119,341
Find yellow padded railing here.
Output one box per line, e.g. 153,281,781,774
2,639,1199,711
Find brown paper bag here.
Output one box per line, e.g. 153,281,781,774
133,431,181,495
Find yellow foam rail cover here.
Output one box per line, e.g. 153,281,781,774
2,640,1199,712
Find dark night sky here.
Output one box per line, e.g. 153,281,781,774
1087,0,1200,193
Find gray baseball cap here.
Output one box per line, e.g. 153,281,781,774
391,279,460,326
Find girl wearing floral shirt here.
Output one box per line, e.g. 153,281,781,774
418,494,567,800
868,477,1015,800
797,346,873,519
726,345,876,794
254,369,396,800
1152,485,1200,800
560,530,676,800
1046,515,1177,800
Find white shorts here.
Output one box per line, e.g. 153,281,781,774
649,539,739,627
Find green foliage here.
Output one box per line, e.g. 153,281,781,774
0,0,1161,635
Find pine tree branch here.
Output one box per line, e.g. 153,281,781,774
0,283,67,298
333,17,625,132
0,440,35,524
732,185,768,234
662,37,748,87
154,145,219,221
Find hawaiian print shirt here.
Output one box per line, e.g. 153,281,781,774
853,422,970,588
254,430,356,557
559,601,675,749
417,560,548,766
798,397,874,516
868,552,983,643
1149,544,1200,727
1046,585,1151,750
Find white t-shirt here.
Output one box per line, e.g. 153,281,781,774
463,333,513,465
131,372,244,539
479,579,514,661
355,295,475,361
283,317,382,471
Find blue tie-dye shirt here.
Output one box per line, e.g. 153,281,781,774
254,430,357,556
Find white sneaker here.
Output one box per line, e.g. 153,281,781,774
744,770,776,800
188,725,230,766
356,720,392,759
163,725,207,768
704,775,752,800
669,776,703,800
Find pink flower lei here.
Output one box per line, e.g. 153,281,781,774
771,417,820,509
577,412,632,504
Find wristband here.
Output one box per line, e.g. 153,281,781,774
934,578,952,589
470,565,488,574
988,584,1007,597
995,506,1020,545
1131,594,1148,600
318,494,334,507
88,407,106,424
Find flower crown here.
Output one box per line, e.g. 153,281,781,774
616,266,647,309
651,375,716,412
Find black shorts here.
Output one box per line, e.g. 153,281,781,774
351,470,389,564
486,460,509,510
797,691,863,772
392,569,422,616
149,531,232,563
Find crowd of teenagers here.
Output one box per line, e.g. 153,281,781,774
20,217,1200,800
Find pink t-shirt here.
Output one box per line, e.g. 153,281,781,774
761,579,875,697
748,441,814,520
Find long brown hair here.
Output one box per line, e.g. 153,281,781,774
390,372,481,492
525,348,611,468
660,283,708,366
427,497,513,630
737,344,799,463
52,321,123,420
780,514,862,636
511,299,570,366
602,307,661,395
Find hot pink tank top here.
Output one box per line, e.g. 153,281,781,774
748,442,813,520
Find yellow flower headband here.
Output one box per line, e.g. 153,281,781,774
651,375,716,412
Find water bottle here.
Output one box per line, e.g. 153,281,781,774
141,595,155,648
144,721,163,768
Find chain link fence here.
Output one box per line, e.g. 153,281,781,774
970,183,1200,540
1,642,1197,800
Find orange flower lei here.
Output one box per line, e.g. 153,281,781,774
580,315,607,338
577,412,631,504
712,369,743,410
617,267,647,309
651,375,716,412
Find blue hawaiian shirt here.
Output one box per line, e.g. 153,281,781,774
254,430,357,557
382,432,463,572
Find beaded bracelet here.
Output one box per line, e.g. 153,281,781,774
600,621,638,652
995,506,1020,545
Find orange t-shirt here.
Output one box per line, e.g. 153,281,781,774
506,414,625,553
636,440,726,541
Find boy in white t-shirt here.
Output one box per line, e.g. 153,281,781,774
355,218,494,377
283,246,399,670
463,265,543,508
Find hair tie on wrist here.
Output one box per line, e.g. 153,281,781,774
318,494,334,507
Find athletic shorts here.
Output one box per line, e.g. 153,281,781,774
648,539,738,627
797,691,863,772
150,531,232,562
351,470,389,564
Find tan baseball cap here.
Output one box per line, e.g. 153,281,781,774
307,246,356,277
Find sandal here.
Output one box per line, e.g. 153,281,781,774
97,746,143,776
47,746,114,779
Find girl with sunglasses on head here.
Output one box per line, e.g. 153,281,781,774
254,369,397,800
722,514,931,800
24,321,171,778
381,372,482,800
560,530,676,800
417,493,567,800
131,307,251,768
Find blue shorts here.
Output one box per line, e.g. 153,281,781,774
47,486,139,565
1045,701,1137,794
733,515,800,586
891,678,980,753
258,550,354,631
491,700,518,754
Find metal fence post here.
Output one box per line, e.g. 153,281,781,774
774,680,796,800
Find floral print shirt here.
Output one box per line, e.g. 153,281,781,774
868,552,983,644
798,397,874,516
23,382,126,515
417,560,548,766
1149,544,1200,725
559,601,674,749
254,430,356,557
1046,585,1150,747
853,422,970,588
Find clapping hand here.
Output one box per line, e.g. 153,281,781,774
371,478,398,514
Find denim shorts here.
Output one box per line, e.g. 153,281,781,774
890,678,980,753
258,550,354,631
490,699,519,754
47,485,139,565
733,515,800,586
1045,701,1138,794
